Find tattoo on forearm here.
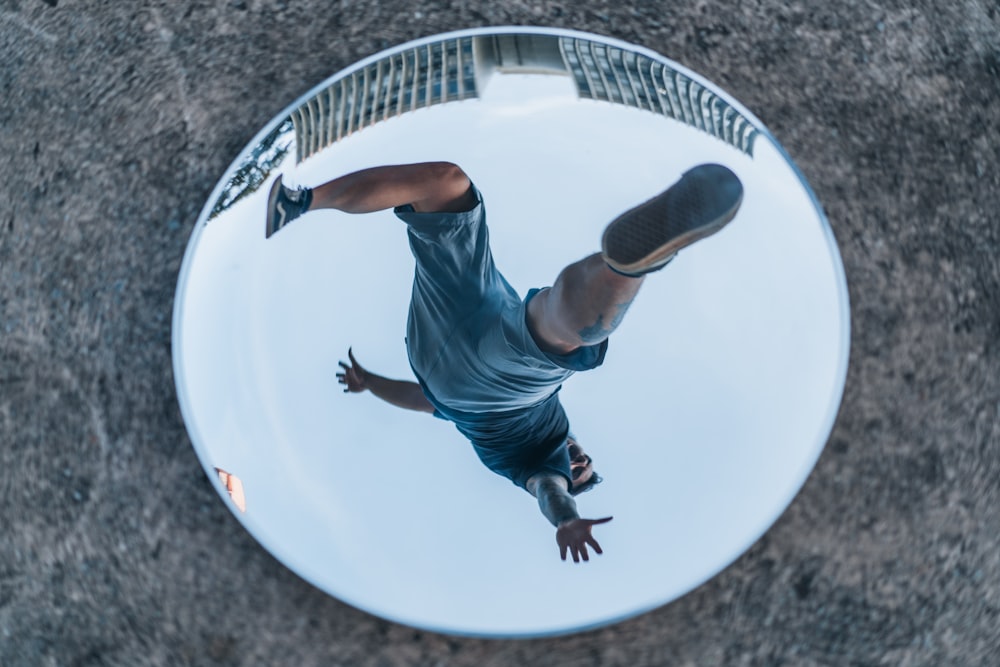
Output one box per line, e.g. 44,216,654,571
538,482,579,527
577,299,634,344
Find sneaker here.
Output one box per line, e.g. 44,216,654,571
265,175,313,239
601,164,743,277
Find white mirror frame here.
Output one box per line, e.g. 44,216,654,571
172,26,850,637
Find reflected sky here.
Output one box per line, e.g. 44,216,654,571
173,30,848,637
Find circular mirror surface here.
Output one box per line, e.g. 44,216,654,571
172,27,850,637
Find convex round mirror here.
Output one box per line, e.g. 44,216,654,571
172,27,850,637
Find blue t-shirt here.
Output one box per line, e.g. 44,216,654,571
396,188,607,490
414,372,574,490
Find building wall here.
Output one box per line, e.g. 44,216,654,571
292,36,478,162
289,33,759,163
558,36,759,156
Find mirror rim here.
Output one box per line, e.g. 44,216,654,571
171,25,852,638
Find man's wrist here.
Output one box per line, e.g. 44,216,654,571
363,371,384,392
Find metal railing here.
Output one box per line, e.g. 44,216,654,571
559,36,758,155
292,37,478,162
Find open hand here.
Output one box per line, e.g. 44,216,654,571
337,347,370,393
556,516,613,563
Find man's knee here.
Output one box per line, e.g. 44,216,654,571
412,162,476,213
526,288,581,355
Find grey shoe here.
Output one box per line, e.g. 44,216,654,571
265,174,313,239
601,164,743,277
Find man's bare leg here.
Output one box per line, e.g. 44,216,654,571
527,164,744,354
307,162,475,214
527,254,644,355
265,162,475,237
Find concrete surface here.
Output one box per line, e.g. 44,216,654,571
1,1,998,665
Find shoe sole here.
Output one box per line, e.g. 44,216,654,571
601,164,743,275
265,174,284,239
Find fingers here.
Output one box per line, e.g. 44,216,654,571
561,540,587,563
338,352,361,393
336,365,355,393
577,517,610,560
558,519,610,563
559,537,580,562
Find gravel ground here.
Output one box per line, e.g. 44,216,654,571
2,1,999,665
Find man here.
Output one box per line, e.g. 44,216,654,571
265,161,743,562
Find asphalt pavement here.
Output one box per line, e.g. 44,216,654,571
1,1,998,665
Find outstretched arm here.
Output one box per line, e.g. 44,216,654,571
526,474,613,563
310,162,476,214
337,348,435,414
